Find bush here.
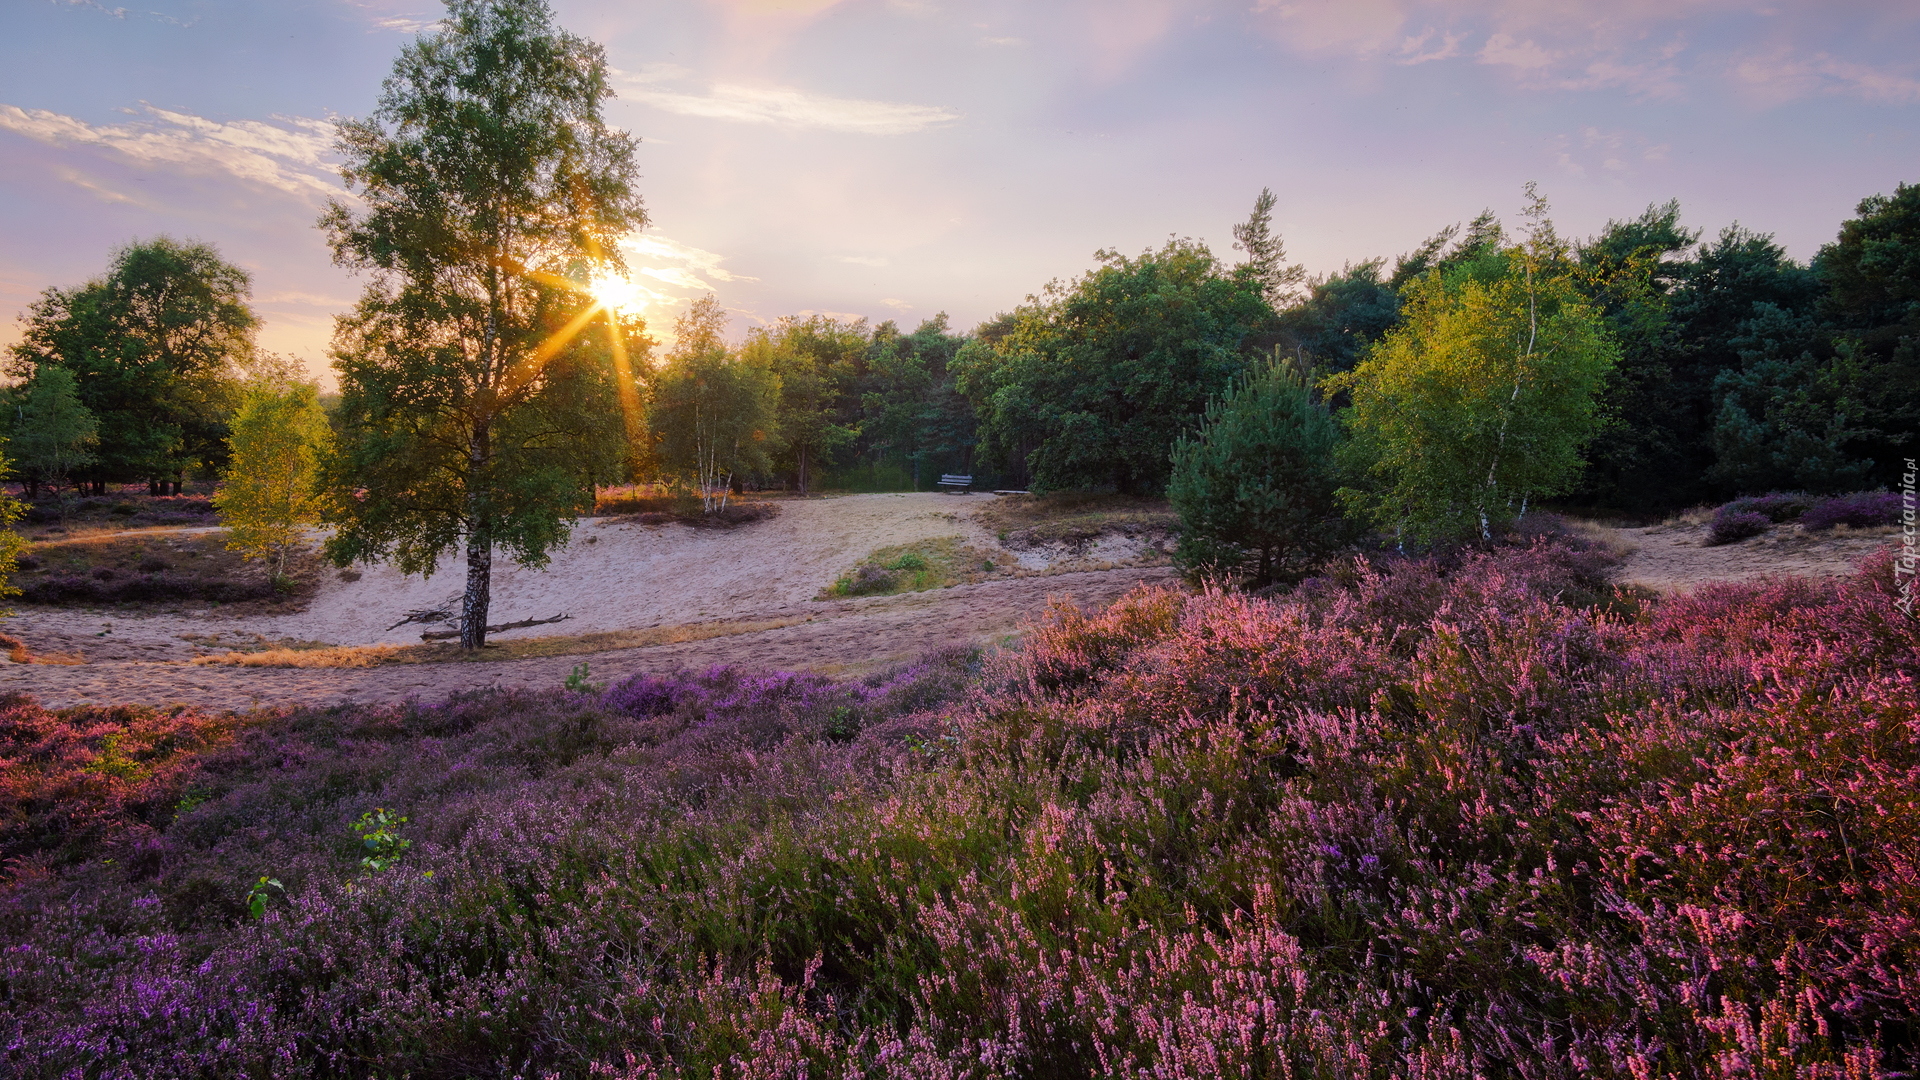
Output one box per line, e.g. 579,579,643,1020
19,572,276,605
1708,507,1772,544
1802,490,1904,530
1721,490,1817,522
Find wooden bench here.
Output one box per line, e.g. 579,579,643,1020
937,473,973,493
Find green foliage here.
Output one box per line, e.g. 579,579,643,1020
1273,260,1401,378
0,452,26,608
742,315,862,493
352,808,411,872
847,315,976,489
1329,191,1619,543
1168,357,1345,587
648,297,779,510
319,0,644,648
4,236,256,488
954,238,1274,494
564,661,603,693
214,380,330,582
242,875,283,920
1815,181,1920,485
8,365,98,497
1565,200,1702,508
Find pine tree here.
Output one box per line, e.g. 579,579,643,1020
1233,187,1307,308
11,366,98,501
1168,356,1344,587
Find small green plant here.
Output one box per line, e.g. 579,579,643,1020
824,706,860,743
174,787,212,819
86,733,149,783
244,876,283,920
564,661,603,693
353,808,411,872
886,551,929,572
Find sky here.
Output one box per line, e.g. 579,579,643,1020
2,0,1917,381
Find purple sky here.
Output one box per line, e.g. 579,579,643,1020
3,0,1916,380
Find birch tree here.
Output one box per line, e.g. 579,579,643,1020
215,381,331,585
319,0,644,648
1328,187,1618,544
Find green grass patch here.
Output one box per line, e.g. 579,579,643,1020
822,536,1000,598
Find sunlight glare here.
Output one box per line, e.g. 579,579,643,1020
588,270,647,316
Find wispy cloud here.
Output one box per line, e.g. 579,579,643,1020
622,234,757,285
0,104,340,200
1730,48,1920,106
618,79,958,135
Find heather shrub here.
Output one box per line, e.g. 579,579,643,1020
1722,490,1818,522
1802,490,1904,530
1,540,1914,1077
1708,507,1771,544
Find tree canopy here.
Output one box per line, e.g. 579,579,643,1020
954,238,1273,494
5,237,256,491
319,0,645,648
1329,194,1619,543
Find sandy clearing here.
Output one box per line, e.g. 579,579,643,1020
1595,520,1897,593
2,493,1011,659
3,568,1176,712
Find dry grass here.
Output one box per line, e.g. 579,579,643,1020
974,492,1178,547
0,632,84,666
192,644,404,669
188,615,820,669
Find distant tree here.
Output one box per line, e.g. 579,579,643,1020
743,315,862,493
1329,188,1619,543
319,0,644,649
1168,357,1344,587
1232,187,1307,308
10,366,99,501
1274,260,1401,378
851,315,975,489
954,239,1273,494
215,380,332,585
649,297,778,509
5,237,257,492
1815,181,1920,485
1565,200,1701,509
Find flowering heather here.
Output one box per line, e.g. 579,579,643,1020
1708,508,1773,545
1802,491,1905,530
0,539,1914,1077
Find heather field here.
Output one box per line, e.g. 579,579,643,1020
1,534,1915,1078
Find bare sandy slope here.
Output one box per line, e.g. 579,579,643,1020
1,493,1176,710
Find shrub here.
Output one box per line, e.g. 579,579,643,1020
1802,490,1904,530
1722,490,1817,522
1708,507,1772,544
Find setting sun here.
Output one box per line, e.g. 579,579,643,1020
588,269,646,316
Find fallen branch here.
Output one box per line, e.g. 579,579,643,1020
386,607,456,632
419,613,571,641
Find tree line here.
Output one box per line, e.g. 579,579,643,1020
3,0,1915,640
